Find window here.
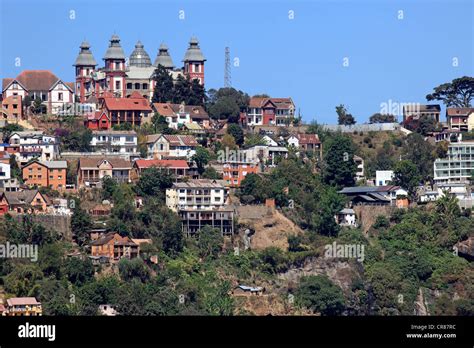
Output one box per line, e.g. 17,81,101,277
134,83,140,90
13,104,17,109
194,64,200,73
115,81,121,90
127,83,132,89
115,61,121,70
41,94,47,101
58,92,63,101
142,83,148,90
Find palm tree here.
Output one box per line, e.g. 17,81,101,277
435,192,461,224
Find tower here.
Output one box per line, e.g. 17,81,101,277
153,43,175,70
103,34,126,97
183,37,206,85
73,41,97,103
129,41,152,67
224,47,231,88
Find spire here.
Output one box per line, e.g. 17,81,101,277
73,41,97,67
153,43,175,68
103,34,126,60
129,40,152,67
183,36,206,62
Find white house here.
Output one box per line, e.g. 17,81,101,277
0,162,11,182
8,131,59,165
262,135,278,147
90,130,138,154
242,145,288,166
335,208,357,227
166,179,229,212
376,170,394,186
146,134,198,159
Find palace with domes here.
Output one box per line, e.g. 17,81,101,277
73,35,206,103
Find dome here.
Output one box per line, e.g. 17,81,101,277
129,41,152,67
153,43,174,69
73,41,97,67
103,34,126,60
183,36,206,62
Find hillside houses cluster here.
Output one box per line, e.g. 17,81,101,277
0,32,473,283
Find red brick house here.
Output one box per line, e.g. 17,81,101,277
85,110,111,130
240,97,295,126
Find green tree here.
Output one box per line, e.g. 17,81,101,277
369,113,397,123
192,146,211,175
426,76,474,107
392,160,421,198
151,64,174,103
323,134,356,187
172,75,191,104
402,133,435,181
202,167,222,180
197,226,223,259
295,275,346,315
336,104,356,125
118,258,150,283
207,87,249,122
188,79,206,106
135,167,175,198
71,198,92,247
226,123,244,146
64,257,95,286
435,194,461,225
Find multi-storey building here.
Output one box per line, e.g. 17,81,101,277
240,97,295,126
2,95,23,121
222,161,258,187
287,133,322,159
22,160,67,190
77,157,132,188
2,70,74,115
402,104,441,123
5,297,42,316
166,179,234,236
446,108,474,132
8,131,59,166
146,134,198,159
90,130,138,154
90,232,139,262
74,35,205,103
434,141,474,183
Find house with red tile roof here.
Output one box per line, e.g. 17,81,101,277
98,91,152,127
152,102,209,129
133,159,193,180
146,134,198,159
240,97,295,126
5,297,42,316
287,133,322,158
2,70,74,115
77,157,132,188
446,107,474,132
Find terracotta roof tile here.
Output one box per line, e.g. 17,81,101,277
103,94,152,111
135,159,189,169
5,70,60,91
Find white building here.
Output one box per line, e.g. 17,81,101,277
166,179,229,212
90,130,138,154
146,134,198,159
434,141,474,183
8,131,59,165
0,162,11,182
376,170,394,186
335,208,357,227
242,145,288,166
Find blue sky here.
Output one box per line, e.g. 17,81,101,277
1,0,473,123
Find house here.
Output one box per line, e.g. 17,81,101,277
98,91,153,127
1,190,49,214
2,95,23,122
233,285,265,296
7,131,59,166
240,97,295,126
146,134,198,159
375,170,394,186
22,160,67,190
242,145,288,166
402,104,441,123
446,108,474,132
98,304,119,316
85,110,111,130
287,133,322,158
89,203,112,217
434,141,474,183
335,208,357,227
90,232,139,262
133,159,192,179
0,178,20,192
2,70,74,115
0,154,11,183
222,161,258,187
166,179,234,236
262,135,278,147
77,157,132,188
354,155,365,182
153,103,210,129
90,130,138,154
5,297,42,316
339,185,406,206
